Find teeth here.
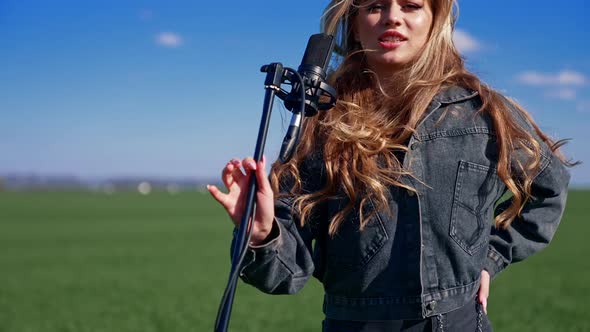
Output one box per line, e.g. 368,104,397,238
382,37,402,42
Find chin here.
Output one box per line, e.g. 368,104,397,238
369,51,407,65
373,57,409,70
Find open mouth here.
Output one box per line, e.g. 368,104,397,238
378,31,407,49
379,36,406,43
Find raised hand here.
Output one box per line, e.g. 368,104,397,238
207,156,275,245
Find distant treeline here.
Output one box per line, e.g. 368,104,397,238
0,174,218,192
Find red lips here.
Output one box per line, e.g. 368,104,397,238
378,30,407,49
378,30,408,41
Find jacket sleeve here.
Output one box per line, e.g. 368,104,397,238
231,157,325,294
483,99,572,279
231,196,315,294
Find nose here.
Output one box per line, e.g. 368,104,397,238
384,5,403,27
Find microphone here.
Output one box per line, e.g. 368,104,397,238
278,33,337,163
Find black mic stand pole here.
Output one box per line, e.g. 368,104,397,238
215,62,285,332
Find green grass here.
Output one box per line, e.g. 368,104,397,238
0,190,588,331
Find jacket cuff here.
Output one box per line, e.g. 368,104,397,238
239,219,283,283
483,246,508,280
248,217,282,250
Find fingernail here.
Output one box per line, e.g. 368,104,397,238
206,184,211,190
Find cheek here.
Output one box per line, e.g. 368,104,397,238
355,16,380,41
409,15,432,42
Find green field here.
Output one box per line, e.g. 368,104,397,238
0,190,588,331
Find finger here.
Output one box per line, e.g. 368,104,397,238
478,270,490,314
221,161,235,189
477,288,488,312
229,159,246,183
207,184,232,210
255,155,273,194
242,157,257,173
221,159,244,189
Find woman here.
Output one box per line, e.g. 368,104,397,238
207,0,573,331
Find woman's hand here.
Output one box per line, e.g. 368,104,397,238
477,270,490,314
207,156,275,246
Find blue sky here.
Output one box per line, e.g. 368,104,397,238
0,1,589,186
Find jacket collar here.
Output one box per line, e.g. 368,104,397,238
432,85,479,104
413,86,480,139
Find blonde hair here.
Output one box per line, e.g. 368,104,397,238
270,0,574,235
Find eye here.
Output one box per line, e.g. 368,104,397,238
403,2,423,10
366,2,386,13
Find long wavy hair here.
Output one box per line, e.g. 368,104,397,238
270,0,574,236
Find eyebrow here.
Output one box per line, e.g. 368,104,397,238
355,0,382,7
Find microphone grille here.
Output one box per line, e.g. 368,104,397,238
301,34,335,71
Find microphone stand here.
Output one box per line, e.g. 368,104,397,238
215,34,336,332
214,62,286,332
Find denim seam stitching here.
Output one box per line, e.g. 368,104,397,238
423,278,480,302
436,90,479,104
417,127,494,142
450,161,494,255
327,198,389,271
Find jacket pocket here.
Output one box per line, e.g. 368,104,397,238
325,198,388,271
450,160,501,255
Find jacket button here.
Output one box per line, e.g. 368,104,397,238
426,301,437,311
407,190,415,197
410,143,418,150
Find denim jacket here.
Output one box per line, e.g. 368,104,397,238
235,86,571,320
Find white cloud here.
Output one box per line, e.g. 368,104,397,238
453,29,481,53
560,71,588,85
546,88,577,101
517,70,587,86
155,32,183,48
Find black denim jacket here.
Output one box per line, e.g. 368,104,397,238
235,86,571,320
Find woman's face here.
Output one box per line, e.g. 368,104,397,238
353,0,433,76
